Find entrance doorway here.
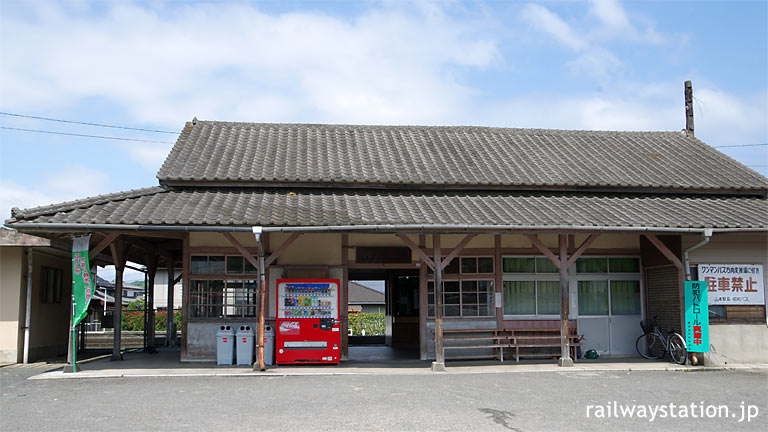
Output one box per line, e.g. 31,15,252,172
348,269,420,362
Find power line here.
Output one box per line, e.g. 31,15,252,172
0,126,176,144
0,112,178,134
714,143,768,148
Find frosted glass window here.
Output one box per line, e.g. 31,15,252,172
578,280,609,315
503,281,536,315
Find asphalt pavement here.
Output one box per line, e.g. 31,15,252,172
1,364,767,431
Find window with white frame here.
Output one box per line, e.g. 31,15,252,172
502,256,642,317
575,257,641,316
502,257,559,316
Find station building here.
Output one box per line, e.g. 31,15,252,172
5,118,767,367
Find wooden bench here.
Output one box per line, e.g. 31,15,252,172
505,328,582,363
433,327,583,363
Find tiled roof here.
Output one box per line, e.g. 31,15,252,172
157,121,768,192
7,187,767,229
348,282,385,304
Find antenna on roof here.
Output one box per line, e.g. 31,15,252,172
684,81,694,138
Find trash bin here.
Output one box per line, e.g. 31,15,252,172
236,325,254,366
216,325,235,365
263,325,275,366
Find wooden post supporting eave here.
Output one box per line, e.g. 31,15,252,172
526,233,599,367
341,234,349,361
432,234,445,372
163,252,176,347
144,254,158,351
109,239,126,361
557,234,573,367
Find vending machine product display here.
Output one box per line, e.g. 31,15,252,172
275,279,341,364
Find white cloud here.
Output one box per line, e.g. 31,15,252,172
521,1,664,78
124,143,174,171
589,0,630,29
0,164,113,220
0,2,499,127
521,4,587,51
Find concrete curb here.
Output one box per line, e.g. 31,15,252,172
28,363,768,380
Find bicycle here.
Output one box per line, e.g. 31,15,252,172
635,316,687,365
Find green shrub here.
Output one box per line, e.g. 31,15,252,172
348,313,385,336
119,299,182,331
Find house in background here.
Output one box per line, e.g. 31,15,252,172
153,268,183,310
348,281,385,313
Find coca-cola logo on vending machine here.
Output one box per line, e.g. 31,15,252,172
279,321,300,335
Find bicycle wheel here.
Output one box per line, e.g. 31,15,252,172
636,333,663,359
668,333,687,365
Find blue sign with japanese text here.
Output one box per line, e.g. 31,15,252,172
685,281,709,353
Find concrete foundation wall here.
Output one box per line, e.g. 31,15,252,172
709,324,768,364
186,320,259,361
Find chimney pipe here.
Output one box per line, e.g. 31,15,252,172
684,80,694,137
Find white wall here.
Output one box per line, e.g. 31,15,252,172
685,232,768,364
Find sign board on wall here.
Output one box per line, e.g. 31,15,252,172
684,281,709,353
698,264,765,305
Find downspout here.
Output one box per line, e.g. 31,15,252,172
683,228,713,281
23,247,33,364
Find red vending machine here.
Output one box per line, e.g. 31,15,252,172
276,279,341,364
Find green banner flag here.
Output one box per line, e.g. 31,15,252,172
72,235,93,326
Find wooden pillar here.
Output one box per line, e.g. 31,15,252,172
558,234,573,367
432,234,445,371
181,234,190,361
165,252,175,346
110,239,126,361
418,234,428,360
341,234,349,361
145,255,158,350
494,234,503,326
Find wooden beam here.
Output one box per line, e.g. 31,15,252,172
397,234,435,270
525,234,561,269
221,232,260,270
265,233,301,267
173,273,183,285
439,234,476,271
89,233,119,265
566,234,599,267
644,234,683,270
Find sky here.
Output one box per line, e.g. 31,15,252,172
1,0,766,281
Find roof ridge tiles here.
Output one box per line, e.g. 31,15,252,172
188,119,682,135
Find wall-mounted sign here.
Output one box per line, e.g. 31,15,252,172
698,264,764,305
684,281,709,353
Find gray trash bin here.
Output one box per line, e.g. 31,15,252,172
236,325,254,366
263,325,275,366
216,325,235,365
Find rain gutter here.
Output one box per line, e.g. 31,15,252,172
6,222,767,234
